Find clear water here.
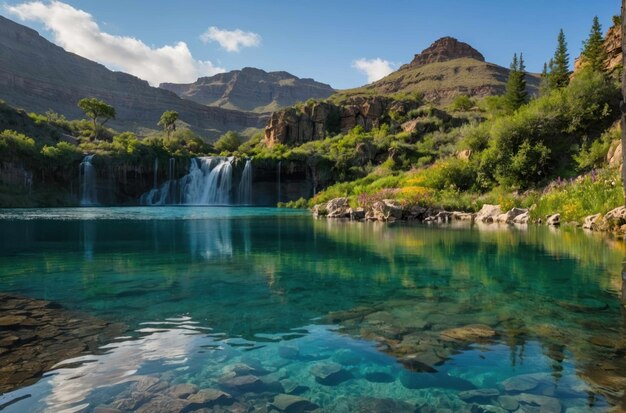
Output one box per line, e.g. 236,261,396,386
0,207,624,412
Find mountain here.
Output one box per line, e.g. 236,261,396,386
160,67,335,113
334,37,541,104
0,16,264,138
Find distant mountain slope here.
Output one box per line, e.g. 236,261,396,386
335,37,541,104
0,16,264,138
160,67,335,113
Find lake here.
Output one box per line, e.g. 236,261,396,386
0,207,624,412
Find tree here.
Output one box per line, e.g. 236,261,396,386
214,131,242,152
548,29,571,89
77,98,115,140
158,111,179,138
581,16,606,73
504,53,528,111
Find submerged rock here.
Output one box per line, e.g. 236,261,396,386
363,371,396,383
310,362,351,385
400,371,476,391
440,324,496,341
167,383,198,399
501,372,551,393
187,388,233,407
458,388,500,403
271,394,318,413
350,397,416,413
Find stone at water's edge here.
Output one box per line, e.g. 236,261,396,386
475,204,502,223
546,213,561,226
0,293,126,394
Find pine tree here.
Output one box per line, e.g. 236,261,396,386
504,53,529,111
549,29,570,89
581,16,606,72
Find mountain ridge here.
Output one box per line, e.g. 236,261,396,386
160,67,335,113
0,16,265,138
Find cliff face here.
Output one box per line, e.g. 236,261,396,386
160,68,335,113
264,97,420,146
0,16,264,138
335,37,540,104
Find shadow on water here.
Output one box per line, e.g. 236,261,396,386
0,208,625,411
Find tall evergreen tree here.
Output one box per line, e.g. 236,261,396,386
549,29,570,89
581,16,606,72
504,53,528,111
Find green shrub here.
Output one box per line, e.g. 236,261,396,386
450,95,475,112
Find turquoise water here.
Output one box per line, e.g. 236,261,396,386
0,207,625,412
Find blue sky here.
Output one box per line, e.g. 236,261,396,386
2,0,618,89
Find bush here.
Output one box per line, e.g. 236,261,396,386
214,131,242,152
0,130,37,157
450,95,475,112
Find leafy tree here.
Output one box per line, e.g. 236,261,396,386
77,98,115,140
504,53,529,111
214,131,242,152
581,16,606,73
548,29,570,89
158,111,179,138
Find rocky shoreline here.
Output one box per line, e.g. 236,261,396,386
0,293,126,394
312,197,626,236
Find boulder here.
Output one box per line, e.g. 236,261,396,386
501,372,551,393
311,203,327,218
424,211,453,223
441,324,496,341
452,211,475,221
512,211,530,224
458,388,500,403
582,213,602,230
604,206,626,227
271,394,318,413
496,208,528,224
187,388,233,407
325,197,350,218
608,140,622,168
546,214,560,226
349,207,365,221
310,362,351,385
168,383,198,399
475,204,502,223
368,200,404,222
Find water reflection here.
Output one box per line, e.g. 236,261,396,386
0,209,625,410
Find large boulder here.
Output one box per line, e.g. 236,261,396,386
367,199,404,222
475,204,502,223
604,206,626,227
496,208,528,224
325,197,350,218
512,211,530,224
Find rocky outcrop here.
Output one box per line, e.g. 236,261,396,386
0,16,264,138
475,204,502,223
607,140,622,169
160,67,334,113
264,97,419,146
407,37,485,68
496,208,527,224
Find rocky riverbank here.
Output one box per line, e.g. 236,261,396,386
0,293,126,394
312,197,626,237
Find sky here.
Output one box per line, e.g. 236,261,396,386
0,0,618,89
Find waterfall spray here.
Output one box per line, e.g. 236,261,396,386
237,159,252,205
79,155,98,206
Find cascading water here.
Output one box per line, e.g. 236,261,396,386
140,156,250,206
153,158,159,189
277,160,282,203
237,159,252,205
79,155,98,206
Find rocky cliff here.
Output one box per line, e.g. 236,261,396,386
405,37,485,68
335,37,540,104
160,68,335,113
0,16,264,138
264,96,420,146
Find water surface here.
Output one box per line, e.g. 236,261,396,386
0,207,624,412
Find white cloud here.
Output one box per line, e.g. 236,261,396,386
352,58,394,83
200,26,261,52
5,1,225,85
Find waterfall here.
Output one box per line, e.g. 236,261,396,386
237,159,252,205
141,156,248,206
153,158,159,189
79,155,98,206
277,160,282,203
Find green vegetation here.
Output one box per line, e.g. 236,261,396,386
77,98,116,140
581,17,607,73
504,53,528,111
546,29,571,90
157,111,178,138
